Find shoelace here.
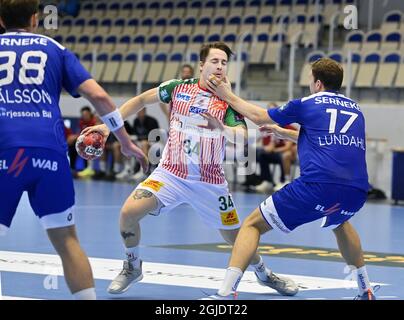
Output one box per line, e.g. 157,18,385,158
354,285,381,300
119,261,133,276
268,273,286,287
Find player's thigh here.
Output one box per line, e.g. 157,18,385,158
47,225,80,254
0,148,26,229
187,182,241,230
267,179,367,232
122,167,185,219
242,207,273,233
28,150,75,229
121,188,160,221
219,208,272,244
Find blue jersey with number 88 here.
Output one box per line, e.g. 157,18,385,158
0,32,91,154
268,91,369,192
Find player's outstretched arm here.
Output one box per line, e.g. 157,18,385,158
118,88,160,119
206,75,275,126
259,124,299,143
80,85,159,136
78,79,149,172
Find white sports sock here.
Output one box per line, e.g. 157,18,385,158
113,163,122,173
357,266,372,295
100,161,107,172
123,161,132,171
125,246,141,268
73,287,96,300
251,256,270,281
218,267,243,296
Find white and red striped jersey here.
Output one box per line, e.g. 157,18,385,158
157,78,246,184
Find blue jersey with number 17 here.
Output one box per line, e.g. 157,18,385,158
268,91,369,192
0,32,91,154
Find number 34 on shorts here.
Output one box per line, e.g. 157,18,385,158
218,195,239,226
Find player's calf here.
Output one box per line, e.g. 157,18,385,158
47,226,95,299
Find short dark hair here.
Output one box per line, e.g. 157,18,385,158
80,106,92,113
200,42,233,63
181,64,194,73
311,58,344,91
0,0,39,29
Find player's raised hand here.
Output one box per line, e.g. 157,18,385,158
206,75,232,100
198,112,225,132
120,141,150,174
81,124,110,138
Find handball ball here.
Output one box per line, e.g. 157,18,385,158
75,131,105,160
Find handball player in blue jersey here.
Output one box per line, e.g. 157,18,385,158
204,58,376,300
0,0,147,300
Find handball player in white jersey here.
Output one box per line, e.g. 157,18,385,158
84,42,298,296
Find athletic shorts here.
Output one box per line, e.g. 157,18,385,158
135,166,241,230
0,147,75,233
259,178,367,233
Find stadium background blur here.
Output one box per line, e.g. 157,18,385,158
2,0,404,301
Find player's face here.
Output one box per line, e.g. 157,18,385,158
181,67,193,80
200,49,228,82
81,110,92,121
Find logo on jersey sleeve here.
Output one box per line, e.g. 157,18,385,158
220,209,239,226
235,113,244,121
160,89,169,101
140,179,164,192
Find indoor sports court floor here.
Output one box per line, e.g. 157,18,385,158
1,180,404,300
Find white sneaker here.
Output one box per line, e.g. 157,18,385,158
131,170,146,181
200,292,238,300
107,260,143,294
255,268,299,296
274,180,290,192
115,169,132,180
254,181,273,193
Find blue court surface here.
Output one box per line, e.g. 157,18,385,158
1,180,403,300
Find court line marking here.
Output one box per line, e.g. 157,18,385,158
0,250,387,299
1,295,40,300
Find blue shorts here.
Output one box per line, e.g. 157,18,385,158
0,147,75,231
259,178,367,233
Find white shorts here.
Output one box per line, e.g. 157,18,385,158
135,166,241,230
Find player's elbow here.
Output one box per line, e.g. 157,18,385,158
250,109,270,126
87,90,109,105
79,79,109,104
